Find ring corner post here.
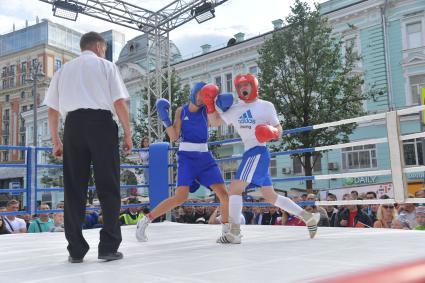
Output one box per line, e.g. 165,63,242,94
148,142,170,209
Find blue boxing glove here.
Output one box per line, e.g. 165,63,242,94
216,93,234,113
156,98,172,128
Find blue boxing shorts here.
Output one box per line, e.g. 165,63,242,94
235,146,272,188
177,151,224,193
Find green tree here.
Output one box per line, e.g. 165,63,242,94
257,0,379,193
132,69,189,146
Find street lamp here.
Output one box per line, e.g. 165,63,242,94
26,60,45,148
52,0,83,21
191,2,215,24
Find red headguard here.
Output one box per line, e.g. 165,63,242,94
234,73,258,103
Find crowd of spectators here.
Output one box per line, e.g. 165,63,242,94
1,189,424,235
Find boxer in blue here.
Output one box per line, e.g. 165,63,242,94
136,82,232,242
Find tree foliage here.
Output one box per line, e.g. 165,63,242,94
257,0,379,192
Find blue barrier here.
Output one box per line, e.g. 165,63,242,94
0,145,32,215
4,105,422,216
148,142,170,209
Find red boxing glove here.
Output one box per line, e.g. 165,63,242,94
255,124,279,143
199,84,219,113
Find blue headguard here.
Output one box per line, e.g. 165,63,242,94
190,82,206,105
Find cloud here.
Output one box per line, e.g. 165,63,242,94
172,33,230,58
1,0,325,56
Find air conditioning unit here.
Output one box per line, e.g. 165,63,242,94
282,167,292,174
328,162,338,170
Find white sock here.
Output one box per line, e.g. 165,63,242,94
274,195,303,216
229,195,243,224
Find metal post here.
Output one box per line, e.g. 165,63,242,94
386,111,408,203
421,88,425,190
28,60,44,213
26,147,32,214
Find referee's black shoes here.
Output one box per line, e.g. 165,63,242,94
98,251,124,262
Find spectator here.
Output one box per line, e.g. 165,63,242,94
194,205,207,221
28,203,54,233
0,215,11,235
119,198,144,225
3,200,26,233
209,207,246,225
363,191,378,224
139,137,150,192
279,210,305,226
21,214,32,230
338,195,372,228
242,206,254,225
56,201,65,210
182,205,196,223
83,205,102,229
304,205,329,227
306,194,329,226
174,207,186,223
50,213,65,232
350,190,359,200
373,204,398,228
397,202,417,229
252,206,264,225
324,193,339,227
414,206,425,230
260,206,280,225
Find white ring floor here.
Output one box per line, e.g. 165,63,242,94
1,222,424,283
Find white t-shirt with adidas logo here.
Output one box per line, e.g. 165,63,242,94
220,99,280,151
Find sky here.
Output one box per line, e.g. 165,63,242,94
0,0,326,58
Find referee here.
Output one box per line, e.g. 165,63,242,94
44,32,132,263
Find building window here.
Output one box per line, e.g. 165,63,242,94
21,62,26,73
407,22,422,49
10,65,15,75
2,67,6,77
5,95,9,102
403,139,424,166
9,78,14,88
342,145,377,170
3,136,9,145
32,58,38,66
215,76,222,91
22,105,28,112
270,158,277,177
221,160,238,181
2,151,9,162
293,154,322,174
21,74,26,85
410,74,425,104
345,37,359,58
55,59,62,71
19,150,25,160
225,73,232,92
248,66,258,75
20,91,25,99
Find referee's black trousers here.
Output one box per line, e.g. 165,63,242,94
63,109,122,258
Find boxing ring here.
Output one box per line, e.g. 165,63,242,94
1,105,425,282
0,223,424,283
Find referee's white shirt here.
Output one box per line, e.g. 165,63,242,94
43,50,129,118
